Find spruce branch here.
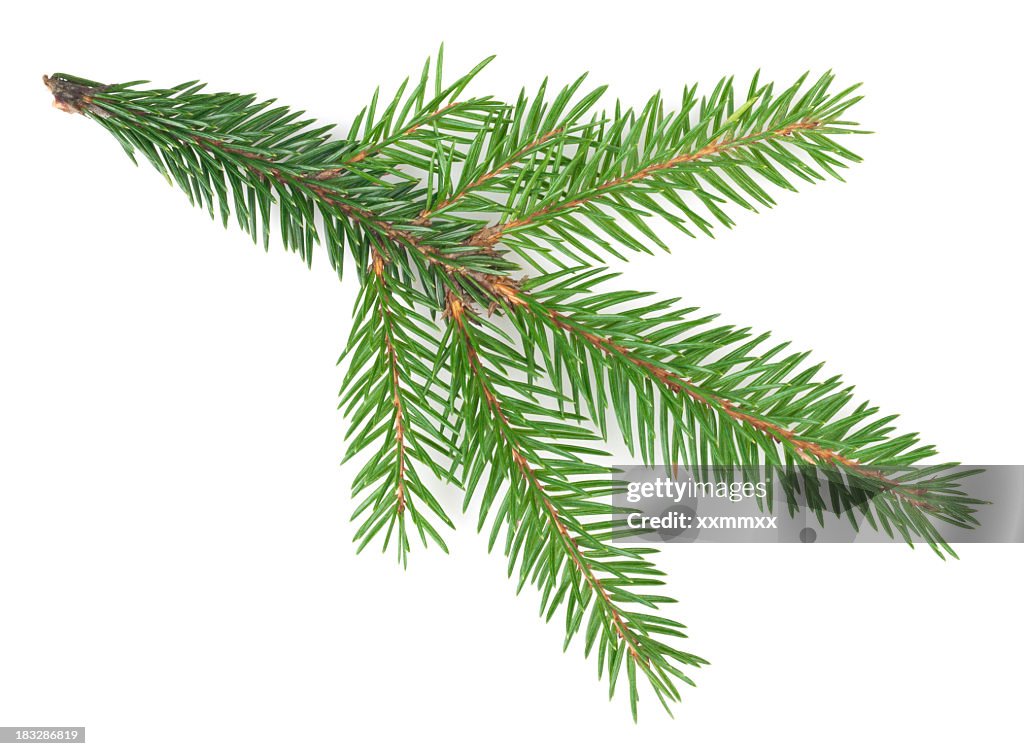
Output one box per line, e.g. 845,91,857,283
341,246,459,562
45,51,982,719
507,270,977,554
445,294,706,716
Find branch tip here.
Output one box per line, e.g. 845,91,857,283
43,74,104,115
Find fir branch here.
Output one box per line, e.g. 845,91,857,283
340,245,461,561
466,116,828,250
508,272,977,555
308,48,500,178
438,71,867,270
45,55,981,718
445,295,706,717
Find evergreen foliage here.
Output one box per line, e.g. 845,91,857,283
45,51,980,719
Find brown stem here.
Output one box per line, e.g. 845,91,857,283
466,119,822,249
372,246,408,515
536,302,936,510
449,295,645,661
193,134,529,311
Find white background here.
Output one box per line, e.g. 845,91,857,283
2,2,1022,753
